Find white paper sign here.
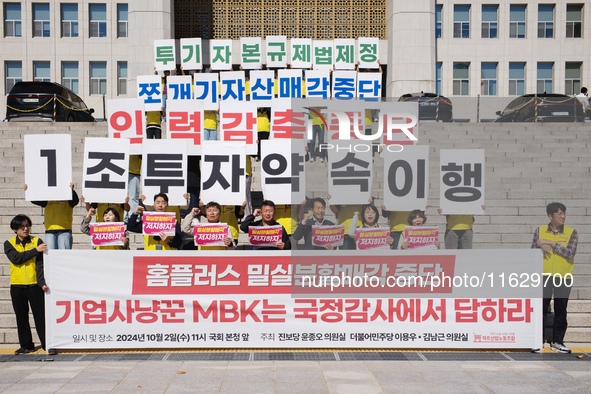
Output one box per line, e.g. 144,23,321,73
24,134,72,201
107,98,145,155
313,40,334,70
332,70,357,99
166,99,204,155
200,141,246,205
261,139,305,205
357,72,382,100
265,36,287,68
328,141,372,205
305,69,331,98
440,149,485,215
240,37,262,69
193,73,219,111
154,39,176,71
249,70,274,106
137,75,163,112
271,98,308,140
333,39,356,70
180,38,202,70
210,39,233,70
277,69,303,99
220,71,246,102
141,139,187,206
166,75,193,101
220,101,258,155
383,145,429,211
357,37,379,69
83,138,130,204
290,38,312,69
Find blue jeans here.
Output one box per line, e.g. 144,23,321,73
204,128,217,141
126,173,141,221
309,125,325,159
45,231,72,250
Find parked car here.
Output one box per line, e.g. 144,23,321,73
6,81,95,122
398,93,453,122
494,93,584,122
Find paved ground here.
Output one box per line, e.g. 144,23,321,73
0,350,590,393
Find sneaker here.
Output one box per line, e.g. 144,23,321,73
14,346,35,355
530,348,542,353
320,157,325,163
550,342,571,354
309,158,314,162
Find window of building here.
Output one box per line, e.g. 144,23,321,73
453,62,469,95
4,3,21,37
565,62,582,95
436,63,442,95
5,61,22,93
509,5,526,38
481,5,498,38
117,61,127,95
33,3,50,37
453,5,470,38
481,63,497,95
566,4,583,38
537,62,553,93
435,5,442,38
34,61,50,82
509,62,525,95
62,61,79,94
537,4,554,38
61,4,78,37
117,4,128,38
90,62,107,94
90,4,107,38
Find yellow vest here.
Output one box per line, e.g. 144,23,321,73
274,205,297,235
246,156,252,177
388,211,410,232
129,155,142,175
143,234,177,251
538,225,575,276
220,205,239,239
337,205,362,231
147,111,162,126
258,112,270,132
8,236,39,285
245,79,250,95
365,109,372,126
44,201,73,231
167,206,181,222
447,215,473,231
204,110,217,129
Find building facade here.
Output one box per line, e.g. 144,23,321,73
1,0,590,119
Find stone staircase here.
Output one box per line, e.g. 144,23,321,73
0,121,590,344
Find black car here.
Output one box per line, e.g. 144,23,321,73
6,81,95,122
494,93,584,122
398,93,453,122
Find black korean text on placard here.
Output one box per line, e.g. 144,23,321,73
263,154,290,185
387,159,426,198
85,152,126,189
40,149,57,187
291,152,304,192
331,152,371,192
203,154,244,192
145,153,185,193
442,162,482,202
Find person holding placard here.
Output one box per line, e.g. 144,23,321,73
80,207,129,250
146,111,163,139
399,210,440,250
4,214,53,355
381,207,410,250
240,200,291,250
256,108,270,161
293,198,336,250
181,201,235,250
329,196,373,250
437,205,485,249
26,182,79,250
127,193,182,250
347,204,394,249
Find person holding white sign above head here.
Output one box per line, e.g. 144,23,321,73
240,200,291,250
437,206,485,249
127,193,182,250
293,198,336,250
347,204,394,249
26,182,79,250
399,210,440,250
181,201,235,250
329,196,373,250
80,207,129,250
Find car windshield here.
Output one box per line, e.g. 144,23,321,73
10,83,59,95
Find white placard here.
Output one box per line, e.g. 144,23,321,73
240,37,262,69
332,70,357,99
137,75,163,112
220,71,246,102
107,98,145,155
154,39,176,71
166,99,204,155
141,139,187,206
333,39,355,70
261,139,306,205
193,73,219,111
200,141,247,205
180,38,202,70
277,69,303,99
290,38,312,69
383,145,429,211
220,101,258,155
305,69,331,98
357,37,379,69
440,149,485,215
357,72,382,100
82,138,130,204
271,98,308,140
265,36,287,68
313,40,334,70
250,70,274,107
24,134,72,201
328,141,373,205
210,39,233,70
166,75,193,101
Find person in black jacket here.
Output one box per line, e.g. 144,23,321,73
293,198,335,250
240,200,291,250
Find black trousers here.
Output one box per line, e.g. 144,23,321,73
11,285,46,350
543,276,572,344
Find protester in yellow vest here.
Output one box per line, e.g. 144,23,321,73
204,110,218,141
26,182,79,250
256,108,270,161
146,111,162,139
437,205,485,249
80,206,130,250
127,193,182,250
4,214,54,355
181,201,235,250
530,202,577,354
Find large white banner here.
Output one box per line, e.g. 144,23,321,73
440,149,486,215
200,141,247,205
82,138,129,204
141,140,187,206
24,134,72,201
328,141,372,205
107,98,145,155
45,249,543,350
383,145,429,211
219,101,257,155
